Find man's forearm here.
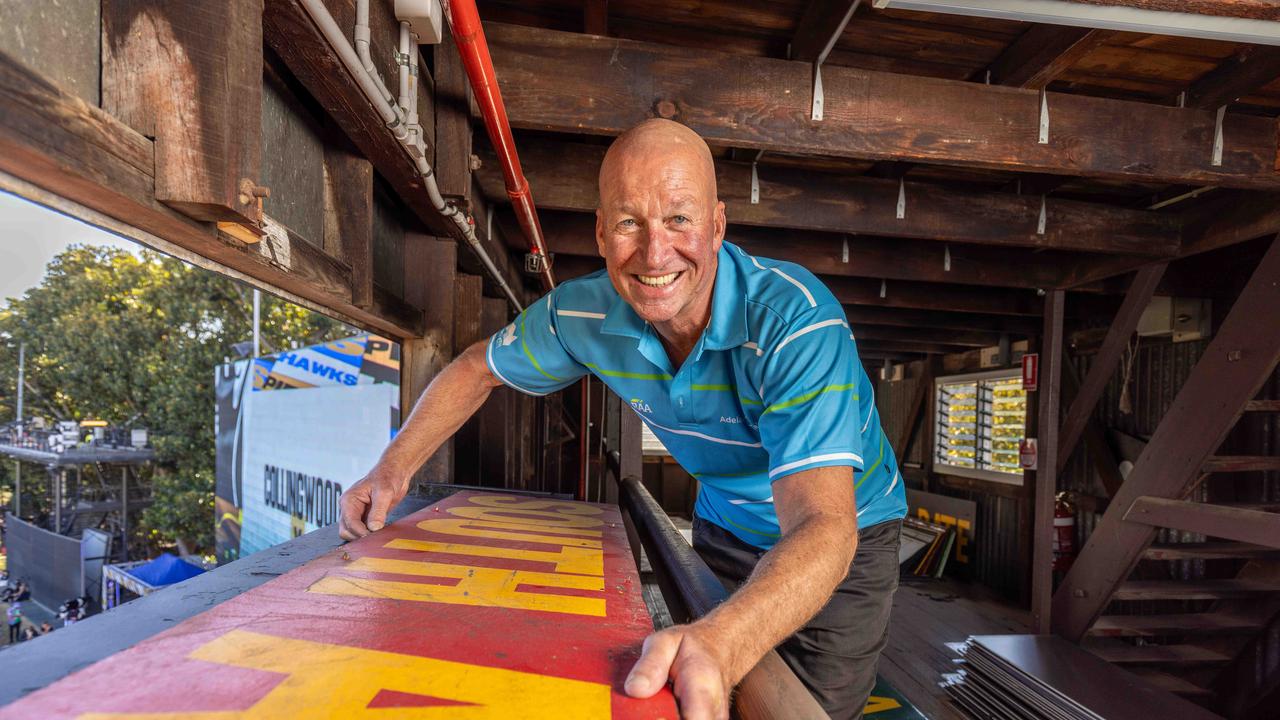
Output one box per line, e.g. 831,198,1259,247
376,340,502,482
697,515,857,685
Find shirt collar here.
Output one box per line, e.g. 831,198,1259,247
600,242,748,352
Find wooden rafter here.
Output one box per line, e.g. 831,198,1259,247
484,22,1280,189
476,140,1180,256
843,305,1040,335
520,211,1094,289
1186,45,1280,109
1070,0,1280,21
853,324,1001,348
982,26,1111,89
583,0,609,36
1052,235,1280,641
790,0,861,64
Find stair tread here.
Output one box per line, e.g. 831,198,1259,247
1129,669,1216,697
1089,612,1265,637
1086,642,1233,665
1144,541,1280,560
1114,578,1280,600
1202,455,1280,472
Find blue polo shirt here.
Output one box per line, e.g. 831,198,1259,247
485,241,906,549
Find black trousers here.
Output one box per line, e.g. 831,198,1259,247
692,516,901,720
7,622,20,643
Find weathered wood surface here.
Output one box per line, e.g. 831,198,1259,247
0,48,420,338
854,324,1001,348
434,28,473,205
103,0,264,224
1031,289,1064,635
452,274,486,486
1053,236,1280,641
983,27,1110,89
1070,0,1280,20
323,143,374,309
791,0,861,64
477,139,1180,256
525,211,1097,289
402,236,457,488
1124,497,1280,550
843,305,1040,335
484,22,1280,189
1186,45,1280,109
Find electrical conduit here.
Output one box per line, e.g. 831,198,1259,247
299,0,524,311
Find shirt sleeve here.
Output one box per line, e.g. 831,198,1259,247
485,290,588,396
758,304,865,482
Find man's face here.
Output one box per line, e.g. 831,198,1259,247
595,145,726,327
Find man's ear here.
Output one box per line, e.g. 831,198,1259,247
713,200,726,250
595,209,606,257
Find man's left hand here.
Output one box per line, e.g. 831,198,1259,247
625,624,733,720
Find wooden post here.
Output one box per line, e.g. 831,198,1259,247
1031,289,1064,634
451,274,485,485
401,236,456,490
433,27,473,205
478,298,511,487
322,144,374,309
102,0,264,226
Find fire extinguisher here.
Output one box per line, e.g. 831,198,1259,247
1052,492,1076,573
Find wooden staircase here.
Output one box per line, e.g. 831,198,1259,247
1050,236,1280,715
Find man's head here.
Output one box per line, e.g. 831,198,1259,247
596,119,726,333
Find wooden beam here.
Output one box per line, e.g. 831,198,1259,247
1069,1,1280,21
1186,46,1280,110
1052,235,1280,641
103,0,264,225
583,0,609,36
983,26,1110,89
477,140,1179,256
854,324,1001,348
1031,289,1064,635
790,0,861,64
1124,497,1280,549
1181,194,1280,257
831,277,1047,316
855,339,973,355
452,274,485,486
526,211,1086,289
0,48,421,338
1058,263,1166,471
484,22,1280,190
323,143,374,308
402,236,456,489
434,27,473,206
478,298,511,487
893,363,931,459
843,305,1040,335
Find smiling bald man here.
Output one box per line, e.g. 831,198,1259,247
339,119,907,720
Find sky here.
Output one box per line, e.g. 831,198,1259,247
0,190,142,306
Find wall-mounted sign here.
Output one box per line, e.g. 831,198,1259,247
1021,353,1039,391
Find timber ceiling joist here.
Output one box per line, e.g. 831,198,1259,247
476,139,1180,257
483,22,1280,190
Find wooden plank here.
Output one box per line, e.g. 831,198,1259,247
434,27,473,205
103,0,264,225
1202,455,1280,472
1245,399,1280,411
1089,612,1266,637
894,364,930,460
583,0,609,36
477,139,1181,257
1031,289,1064,635
0,49,421,338
484,22,1280,190
527,211,1085,289
1186,46,1280,110
832,277,1045,316
452,274,485,487
1180,197,1280,258
402,236,456,489
791,0,861,64
1086,643,1232,665
844,305,1040,335
1113,579,1280,600
1124,497,1280,549
854,324,1001,348
0,491,677,718
1144,541,1280,560
984,26,1110,89
1058,263,1166,473
855,339,975,355
1052,236,1280,641
1069,1,1280,21
1129,669,1214,698
323,143,374,309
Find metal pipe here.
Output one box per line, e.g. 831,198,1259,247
299,0,522,311
611,469,830,719
445,0,556,292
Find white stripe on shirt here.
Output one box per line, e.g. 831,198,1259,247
768,452,864,479
639,415,763,448
486,339,552,397
773,318,849,356
556,309,607,319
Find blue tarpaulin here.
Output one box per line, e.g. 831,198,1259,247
123,554,205,588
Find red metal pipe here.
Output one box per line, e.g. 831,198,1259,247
446,0,556,292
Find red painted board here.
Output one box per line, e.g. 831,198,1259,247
1,491,677,719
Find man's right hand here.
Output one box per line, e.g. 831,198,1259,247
338,465,409,541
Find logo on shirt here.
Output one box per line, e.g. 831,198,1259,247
629,398,652,414
720,416,740,424
500,324,517,347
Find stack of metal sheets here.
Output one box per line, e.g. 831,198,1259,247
940,634,1220,720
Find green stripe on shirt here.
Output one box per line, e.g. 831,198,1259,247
762,384,858,415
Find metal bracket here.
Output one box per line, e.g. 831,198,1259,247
944,244,951,272
811,64,824,122
879,279,887,299
896,178,906,220
1212,105,1226,167
486,205,494,241
750,150,765,204
394,50,411,67
842,236,850,264
1037,195,1048,235
1038,90,1050,145
525,252,552,274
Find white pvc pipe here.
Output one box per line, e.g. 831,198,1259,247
299,0,523,311
398,22,412,118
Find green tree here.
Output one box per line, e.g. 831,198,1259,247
0,245,350,554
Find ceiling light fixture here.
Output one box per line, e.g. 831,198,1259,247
871,0,1280,46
